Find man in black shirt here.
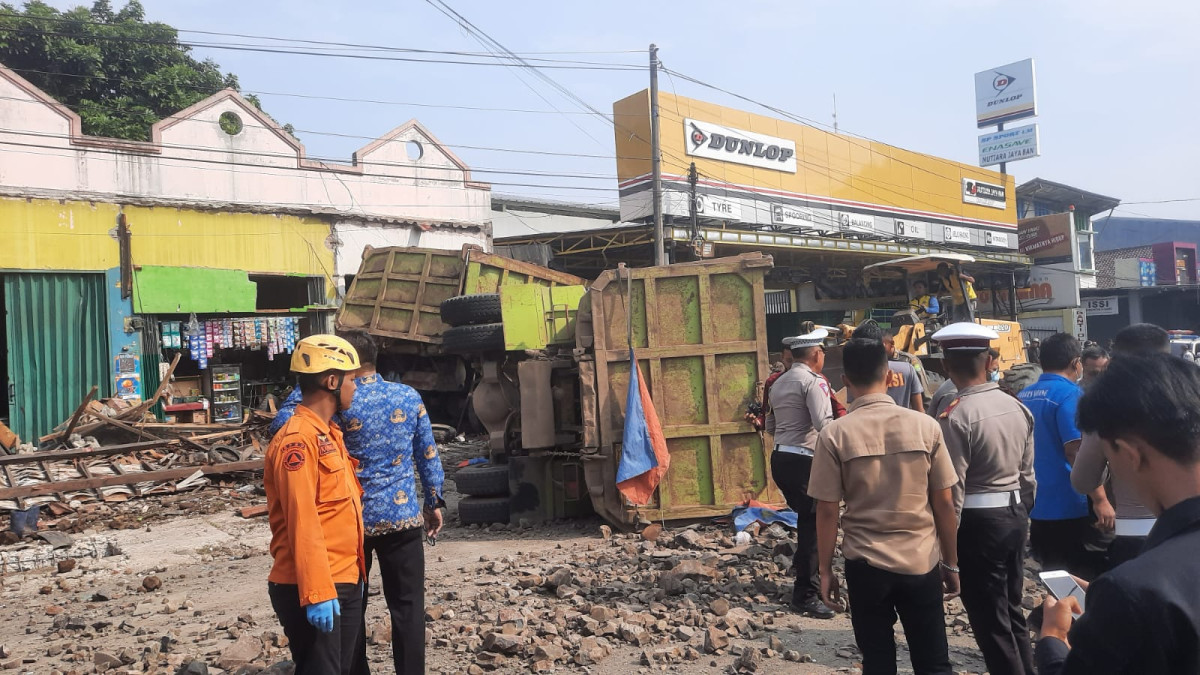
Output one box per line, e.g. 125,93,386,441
1037,352,1200,674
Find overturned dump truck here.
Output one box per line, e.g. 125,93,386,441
337,246,781,528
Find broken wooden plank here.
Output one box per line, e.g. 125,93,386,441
0,464,27,510
96,416,164,442
0,440,175,466
0,459,264,500
182,429,245,443
0,420,19,452
60,385,99,445
135,423,246,432
37,460,70,508
239,504,269,519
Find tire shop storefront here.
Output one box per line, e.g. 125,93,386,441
499,90,1032,346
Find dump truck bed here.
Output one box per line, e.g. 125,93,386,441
336,245,586,344
581,253,782,525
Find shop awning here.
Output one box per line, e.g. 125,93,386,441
132,266,257,314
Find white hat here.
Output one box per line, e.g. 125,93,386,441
931,322,998,352
784,328,829,349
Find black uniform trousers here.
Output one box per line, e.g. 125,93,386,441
958,502,1035,675
844,559,952,675
770,450,819,604
1106,535,1147,570
352,527,426,675
1029,516,1093,577
269,581,364,675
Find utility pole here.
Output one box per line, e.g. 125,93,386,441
649,43,665,266
832,93,838,134
997,122,1007,175
688,162,699,246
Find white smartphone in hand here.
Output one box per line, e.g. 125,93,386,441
1040,570,1086,614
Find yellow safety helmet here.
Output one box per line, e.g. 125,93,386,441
291,334,361,374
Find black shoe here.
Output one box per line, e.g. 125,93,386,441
791,597,835,619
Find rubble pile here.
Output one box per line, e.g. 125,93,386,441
0,355,273,517
425,523,812,674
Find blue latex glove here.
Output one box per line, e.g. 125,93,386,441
305,598,340,634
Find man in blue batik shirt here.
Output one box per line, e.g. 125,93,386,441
271,330,444,675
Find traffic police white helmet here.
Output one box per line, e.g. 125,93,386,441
931,322,998,353
784,328,829,349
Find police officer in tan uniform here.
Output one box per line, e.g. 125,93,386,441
933,322,1037,675
809,337,960,674
767,327,835,619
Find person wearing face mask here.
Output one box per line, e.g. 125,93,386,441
933,323,1037,675
928,348,1001,418
1017,333,1116,577
987,348,1001,383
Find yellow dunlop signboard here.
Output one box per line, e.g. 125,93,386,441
613,90,1018,250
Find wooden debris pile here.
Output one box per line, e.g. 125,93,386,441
0,355,276,513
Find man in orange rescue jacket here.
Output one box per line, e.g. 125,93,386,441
265,335,366,675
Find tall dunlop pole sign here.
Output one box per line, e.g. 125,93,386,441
974,59,1039,175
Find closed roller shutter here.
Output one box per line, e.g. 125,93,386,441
5,273,109,443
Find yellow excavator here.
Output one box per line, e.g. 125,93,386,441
859,253,1028,381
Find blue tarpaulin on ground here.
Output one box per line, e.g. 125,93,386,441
732,505,798,532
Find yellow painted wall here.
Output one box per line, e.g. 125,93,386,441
614,90,1016,225
0,198,334,280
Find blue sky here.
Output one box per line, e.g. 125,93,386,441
42,0,1200,219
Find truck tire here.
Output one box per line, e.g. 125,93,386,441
443,323,505,353
458,496,511,525
440,294,502,326
452,464,509,497
431,423,457,444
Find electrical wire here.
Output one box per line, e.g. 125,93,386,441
2,65,638,118
0,25,644,70
0,11,643,58
661,66,1011,186
0,136,620,192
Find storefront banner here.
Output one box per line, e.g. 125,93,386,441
963,179,1007,209
694,193,742,220
684,118,797,173
1084,296,1119,316
979,124,1040,166
944,226,972,244
894,219,929,240
1018,213,1075,263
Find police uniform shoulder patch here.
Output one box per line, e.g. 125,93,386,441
817,378,830,395
939,397,962,419
281,441,307,471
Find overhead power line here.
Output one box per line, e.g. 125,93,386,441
0,136,620,192
0,25,643,70
0,11,642,58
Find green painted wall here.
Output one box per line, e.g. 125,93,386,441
133,266,257,314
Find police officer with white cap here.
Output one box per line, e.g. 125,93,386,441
767,327,835,619
933,322,1038,675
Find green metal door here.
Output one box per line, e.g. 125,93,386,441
4,273,109,443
